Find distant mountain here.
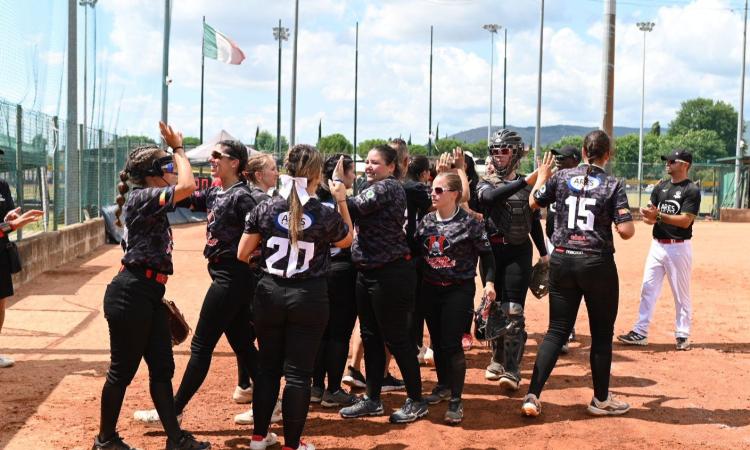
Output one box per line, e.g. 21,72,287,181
450,125,642,146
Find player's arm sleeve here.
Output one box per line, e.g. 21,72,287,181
680,185,701,217
530,217,548,256
479,250,496,283
138,186,177,216
649,188,658,207
478,178,528,205
346,183,388,217
243,202,264,235
532,174,558,208
612,180,633,224
417,184,432,214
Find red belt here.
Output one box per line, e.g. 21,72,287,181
490,235,508,245
656,239,686,244
423,277,472,287
120,265,169,285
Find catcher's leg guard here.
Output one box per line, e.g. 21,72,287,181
501,302,526,382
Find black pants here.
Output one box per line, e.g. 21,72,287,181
421,281,475,399
528,252,619,401
356,258,421,402
99,268,182,441
410,268,425,348
252,274,329,449
482,239,532,374
173,259,258,414
313,265,357,392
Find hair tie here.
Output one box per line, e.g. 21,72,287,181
279,174,310,206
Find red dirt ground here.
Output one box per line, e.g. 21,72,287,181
1,221,748,450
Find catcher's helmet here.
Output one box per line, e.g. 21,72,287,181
488,129,526,177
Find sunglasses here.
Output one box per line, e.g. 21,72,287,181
161,162,177,174
432,186,455,195
211,151,236,160
489,147,512,156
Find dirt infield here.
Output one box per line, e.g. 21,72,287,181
1,221,748,449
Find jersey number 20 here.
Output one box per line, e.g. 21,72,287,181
564,196,596,231
266,236,315,277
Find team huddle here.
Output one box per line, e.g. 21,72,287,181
92,122,701,450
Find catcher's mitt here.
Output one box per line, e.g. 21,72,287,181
162,298,191,346
529,259,550,299
474,296,512,342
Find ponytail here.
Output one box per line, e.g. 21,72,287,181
115,144,164,227
288,180,303,247
284,144,323,247
115,170,130,227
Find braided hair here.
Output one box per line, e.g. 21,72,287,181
284,144,323,246
246,153,275,186
115,145,164,227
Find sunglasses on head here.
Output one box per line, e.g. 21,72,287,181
432,186,455,195
211,150,236,160
666,159,687,165
489,147,512,156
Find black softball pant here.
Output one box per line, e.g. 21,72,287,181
528,252,619,402
486,239,533,307
356,258,421,402
421,281,475,400
99,269,182,442
313,265,357,392
173,259,258,414
252,274,329,449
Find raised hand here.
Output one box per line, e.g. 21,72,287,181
159,121,184,151
452,147,465,170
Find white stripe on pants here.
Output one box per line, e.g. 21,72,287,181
633,239,693,339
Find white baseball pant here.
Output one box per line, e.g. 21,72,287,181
633,239,693,339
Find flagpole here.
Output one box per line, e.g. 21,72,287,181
428,25,433,156
353,21,359,194
200,15,205,143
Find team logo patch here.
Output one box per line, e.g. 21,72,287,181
365,189,376,199
659,200,681,215
275,211,314,231
425,234,451,256
567,175,601,192
674,191,682,199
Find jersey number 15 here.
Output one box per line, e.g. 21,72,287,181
564,196,596,231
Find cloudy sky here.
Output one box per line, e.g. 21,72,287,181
1,0,748,146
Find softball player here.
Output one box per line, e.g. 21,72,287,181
94,122,210,450
238,145,353,450
338,144,428,424
415,171,496,424
522,130,634,418
618,149,701,351
477,129,547,391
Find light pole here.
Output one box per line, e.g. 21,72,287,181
534,0,544,164
503,27,508,128
483,24,500,145
273,21,289,161
79,0,97,151
736,0,748,208
636,21,654,208
160,0,171,127
290,0,299,146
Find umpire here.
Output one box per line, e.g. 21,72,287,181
618,149,701,351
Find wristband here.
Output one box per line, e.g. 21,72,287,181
173,146,184,151
656,211,662,223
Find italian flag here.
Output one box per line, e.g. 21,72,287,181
203,22,245,65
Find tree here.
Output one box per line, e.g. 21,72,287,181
432,138,465,155
118,135,157,146
357,138,387,157
650,121,661,137
317,133,353,155
254,126,260,147
183,136,200,148
611,133,661,179
255,130,288,153
668,98,737,156
543,135,584,152
660,129,725,163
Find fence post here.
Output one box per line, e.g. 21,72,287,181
78,124,84,223
52,116,59,231
97,128,102,216
15,105,23,240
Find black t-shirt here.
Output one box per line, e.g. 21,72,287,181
346,177,410,269
403,180,432,255
415,208,491,282
184,182,265,259
650,179,701,240
317,185,353,271
121,186,177,274
244,195,348,279
533,165,632,254
0,180,15,246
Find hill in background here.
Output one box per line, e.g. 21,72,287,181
450,125,642,146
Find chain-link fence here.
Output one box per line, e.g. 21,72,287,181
0,98,152,239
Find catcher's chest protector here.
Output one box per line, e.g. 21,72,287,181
504,184,534,245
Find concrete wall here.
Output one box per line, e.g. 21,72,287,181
720,208,750,222
11,218,106,286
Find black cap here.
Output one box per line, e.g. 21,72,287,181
660,149,692,164
551,145,581,161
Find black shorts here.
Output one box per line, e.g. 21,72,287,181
0,251,13,298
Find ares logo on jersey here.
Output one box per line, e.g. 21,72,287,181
425,234,451,256
567,175,601,192
659,200,681,215
275,211,314,231
674,191,682,199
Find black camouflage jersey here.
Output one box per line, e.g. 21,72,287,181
318,186,353,270
346,176,410,270
182,181,267,259
244,195,349,279
650,178,701,240
415,208,491,282
533,165,632,254
121,186,177,274
477,175,541,241
545,202,557,239
403,180,432,255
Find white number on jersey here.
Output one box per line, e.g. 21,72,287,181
265,236,315,277
564,196,596,231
